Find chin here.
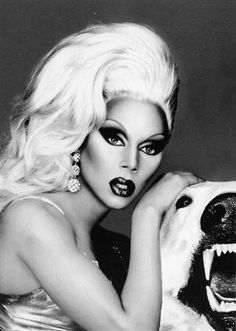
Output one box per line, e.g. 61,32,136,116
105,196,134,210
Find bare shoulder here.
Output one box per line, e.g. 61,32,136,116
0,198,78,293
0,198,74,250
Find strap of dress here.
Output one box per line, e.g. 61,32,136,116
11,195,65,215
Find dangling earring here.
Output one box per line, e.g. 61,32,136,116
67,150,81,193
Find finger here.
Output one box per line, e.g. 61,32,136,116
164,173,201,192
174,172,205,185
186,174,205,186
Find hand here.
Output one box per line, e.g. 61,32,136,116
133,172,204,221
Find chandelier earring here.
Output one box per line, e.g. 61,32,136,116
67,150,81,193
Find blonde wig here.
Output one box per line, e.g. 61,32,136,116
0,22,179,212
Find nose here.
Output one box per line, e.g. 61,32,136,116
120,146,139,173
200,193,236,239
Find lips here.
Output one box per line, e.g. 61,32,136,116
109,177,135,198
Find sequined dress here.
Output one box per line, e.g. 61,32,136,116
0,288,84,331
0,196,130,331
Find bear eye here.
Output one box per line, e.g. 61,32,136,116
176,195,192,209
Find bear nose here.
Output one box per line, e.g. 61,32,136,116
200,193,236,237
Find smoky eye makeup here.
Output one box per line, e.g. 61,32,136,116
99,126,126,146
140,138,168,155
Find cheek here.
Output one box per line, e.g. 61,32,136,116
141,154,163,179
80,135,112,175
135,154,163,193
81,146,102,174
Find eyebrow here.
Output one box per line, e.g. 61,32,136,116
146,133,168,140
102,119,128,139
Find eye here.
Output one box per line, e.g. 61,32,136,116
141,145,156,155
107,136,124,146
99,127,125,146
140,140,166,156
176,195,192,209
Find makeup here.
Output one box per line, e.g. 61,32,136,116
109,177,135,197
80,97,166,209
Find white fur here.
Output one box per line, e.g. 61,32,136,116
160,181,236,331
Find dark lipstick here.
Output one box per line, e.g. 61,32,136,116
109,177,135,198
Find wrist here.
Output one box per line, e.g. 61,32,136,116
132,205,162,226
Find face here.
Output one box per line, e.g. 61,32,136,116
80,97,169,209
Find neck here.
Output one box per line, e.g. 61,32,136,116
69,183,109,233
47,180,109,255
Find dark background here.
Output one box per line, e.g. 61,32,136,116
0,0,235,236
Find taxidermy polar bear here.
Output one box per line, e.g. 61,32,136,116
160,181,236,331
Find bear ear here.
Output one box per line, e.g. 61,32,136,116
175,195,192,210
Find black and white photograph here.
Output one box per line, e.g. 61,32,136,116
0,1,235,330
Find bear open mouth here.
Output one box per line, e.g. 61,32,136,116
203,243,236,313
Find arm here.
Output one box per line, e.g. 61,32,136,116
6,173,201,331
121,172,203,330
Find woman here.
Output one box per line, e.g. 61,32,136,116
0,23,200,330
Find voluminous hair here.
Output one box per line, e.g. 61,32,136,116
0,22,179,212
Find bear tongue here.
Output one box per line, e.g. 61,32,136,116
210,251,236,299
210,272,236,299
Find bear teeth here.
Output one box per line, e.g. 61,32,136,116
206,286,236,313
202,243,236,281
203,249,214,281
